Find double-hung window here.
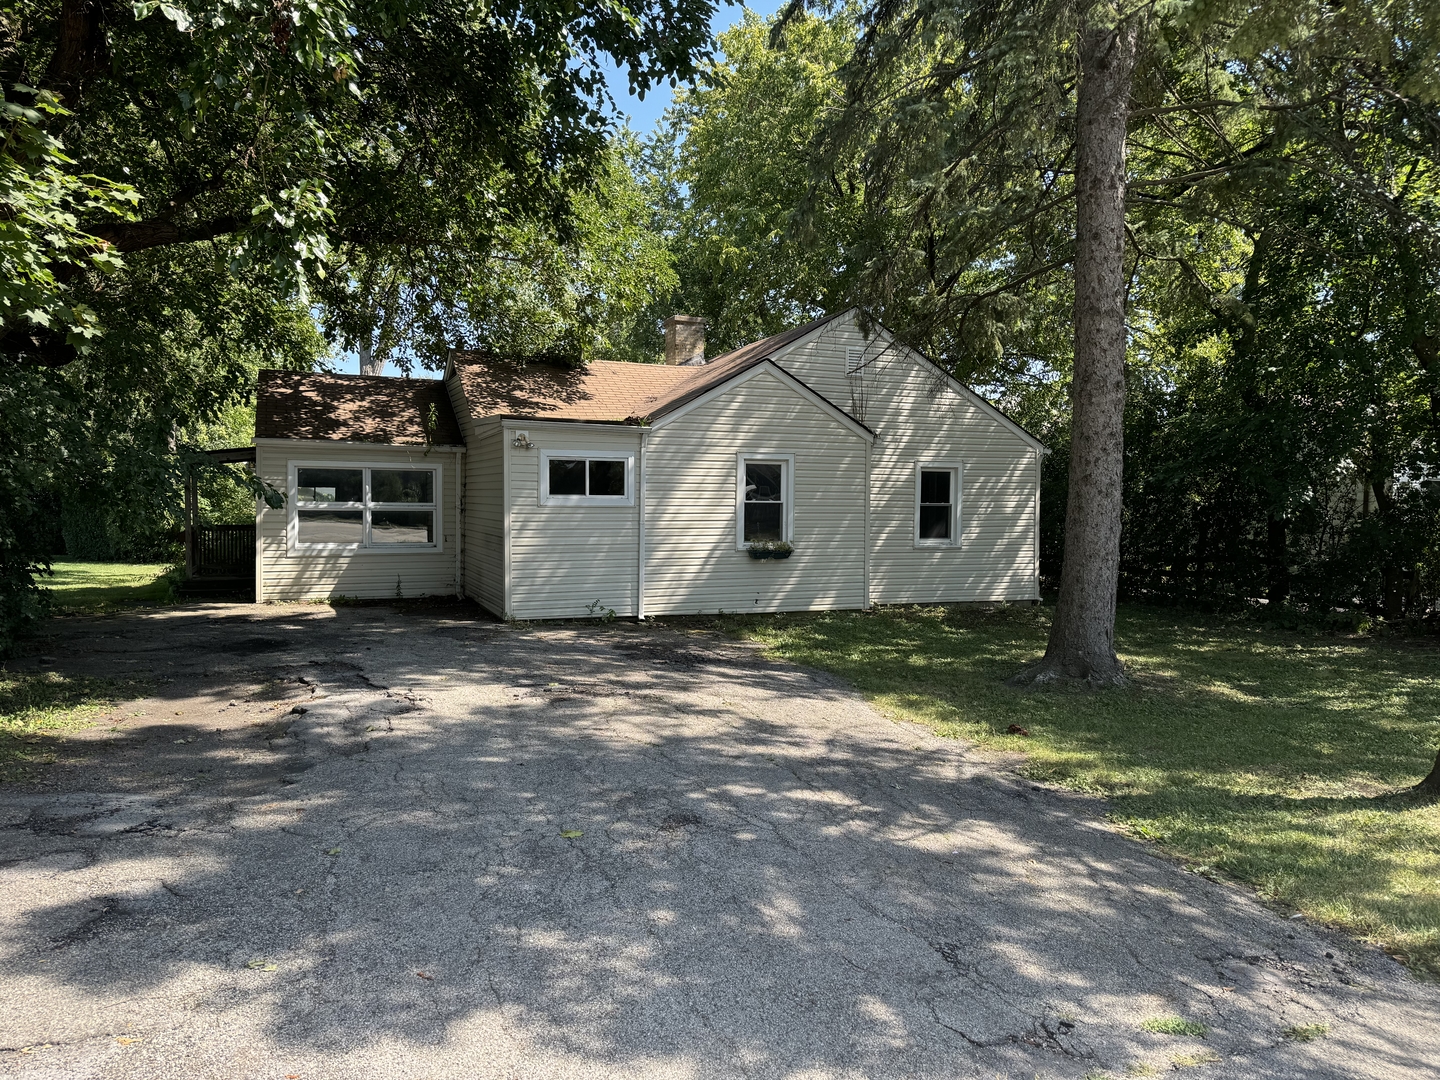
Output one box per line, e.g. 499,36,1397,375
539,451,634,506
291,464,440,550
736,454,794,547
915,463,961,547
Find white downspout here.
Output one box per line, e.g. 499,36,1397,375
253,444,264,604
863,437,872,610
636,428,648,620
454,446,465,598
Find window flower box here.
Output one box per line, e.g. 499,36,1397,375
747,541,794,560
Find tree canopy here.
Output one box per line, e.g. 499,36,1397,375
642,1,1440,642
0,0,716,650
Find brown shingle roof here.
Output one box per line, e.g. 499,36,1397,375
449,354,700,423
255,370,463,446
450,310,851,424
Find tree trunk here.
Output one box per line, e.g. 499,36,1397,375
359,336,383,376
1414,750,1440,799
1266,513,1289,605
1013,14,1138,688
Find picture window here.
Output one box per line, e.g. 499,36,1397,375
291,465,439,549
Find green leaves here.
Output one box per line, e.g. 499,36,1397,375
1,87,140,349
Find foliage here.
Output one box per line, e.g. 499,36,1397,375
3,0,716,358
641,10,868,356
696,603,1440,975
0,0,715,650
651,3,1440,620
321,136,680,368
0,86,138,346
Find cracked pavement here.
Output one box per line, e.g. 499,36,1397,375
1,602,1438,1079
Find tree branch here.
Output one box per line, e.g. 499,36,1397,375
43,0,117,102
83,215,249,254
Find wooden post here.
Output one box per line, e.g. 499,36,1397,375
184,467,197,578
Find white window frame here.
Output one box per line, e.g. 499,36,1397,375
287,460,443,554
735,453,795,550
914,461,962,548
538,450,636,507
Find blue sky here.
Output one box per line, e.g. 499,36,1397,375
601,1,785,134
331,1,783,376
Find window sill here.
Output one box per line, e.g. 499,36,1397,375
288,544,442,555
540,498,635,508
913,541,959,550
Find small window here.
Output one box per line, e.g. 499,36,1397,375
915,463,960,547
735,454,793,548
291,464,440,550
744,462,784,541
845,346,864,375
539,452,634,506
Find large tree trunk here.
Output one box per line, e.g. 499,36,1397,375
358,336,383,376
1013,14,1138,688
1413,750,1440,799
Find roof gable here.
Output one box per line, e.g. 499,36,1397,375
448,311,857,427
255,370,463,446
647,361,874,442
756,310,1046,451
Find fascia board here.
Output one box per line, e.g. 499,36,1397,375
253,437,465,452
498,418,643,435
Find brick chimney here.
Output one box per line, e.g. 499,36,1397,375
664,314,706,365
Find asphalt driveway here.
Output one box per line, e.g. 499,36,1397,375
1,603,1437,1079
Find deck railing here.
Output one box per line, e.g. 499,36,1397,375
195,524,254,577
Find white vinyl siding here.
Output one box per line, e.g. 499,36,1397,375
770,314,1041,604
256,441,460,601
507,424,642,619
644,370,867,615
464,418,506,616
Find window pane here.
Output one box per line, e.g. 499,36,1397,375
745,462,783,502
298,509,363,544
371,469,433,504
588,459,626,497
744,503,783,542
919,505,951,539
920,470,951,505
549,459,586,496
297,468,362,503
371,510,434,544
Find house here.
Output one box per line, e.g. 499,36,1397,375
252,309,1045,617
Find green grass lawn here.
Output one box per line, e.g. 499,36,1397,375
44,561,176,614
693,604,1440,976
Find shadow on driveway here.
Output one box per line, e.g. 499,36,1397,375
1,603,1437,1079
